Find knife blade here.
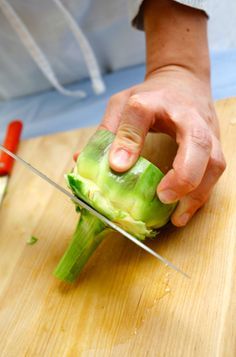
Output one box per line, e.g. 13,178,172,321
0,120,23,206
0,144,190,279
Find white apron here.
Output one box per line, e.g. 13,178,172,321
0,0,234,100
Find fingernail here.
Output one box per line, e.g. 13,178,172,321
111,149,131,169
158,190,178,204
177,213,191,226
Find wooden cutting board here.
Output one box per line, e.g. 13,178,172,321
0,98,235,357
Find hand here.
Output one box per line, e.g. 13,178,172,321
97,0,226,227
98,66,226,227
73,0,225,227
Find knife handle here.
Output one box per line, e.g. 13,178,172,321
0,120,23,176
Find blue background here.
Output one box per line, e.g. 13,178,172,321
0,49,235,141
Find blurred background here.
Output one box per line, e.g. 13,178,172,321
0,0,235,141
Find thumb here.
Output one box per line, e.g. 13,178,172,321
109,94,153,172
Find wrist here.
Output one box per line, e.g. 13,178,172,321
143,0,210,81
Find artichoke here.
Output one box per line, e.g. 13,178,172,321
54,130,176,282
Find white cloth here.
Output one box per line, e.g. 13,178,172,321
129,0,236,50
129,0,209,29
0,0,234,100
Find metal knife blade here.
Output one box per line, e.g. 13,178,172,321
0,144,190,279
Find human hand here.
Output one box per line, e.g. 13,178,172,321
96,0,226,227
98,66,226,227
75,0,225,227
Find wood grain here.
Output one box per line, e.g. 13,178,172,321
0,98,235,357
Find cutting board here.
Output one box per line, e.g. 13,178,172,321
0,98,235,357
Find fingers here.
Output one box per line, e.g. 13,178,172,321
74,91,130,163
157,119,213,203
99,90,131,133
97,87,225,229
171,135,226,226
109,94,156,172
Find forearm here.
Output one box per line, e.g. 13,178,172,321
143,0,210,80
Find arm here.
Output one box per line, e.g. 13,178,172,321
144,0,210,79
99,0,226,227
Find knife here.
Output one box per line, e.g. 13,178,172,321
0,143,190,279
0,121,23,206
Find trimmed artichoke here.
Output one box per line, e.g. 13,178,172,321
54,130,176,282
